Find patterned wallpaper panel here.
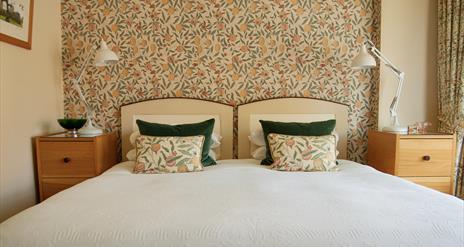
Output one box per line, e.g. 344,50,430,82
61,0,380,163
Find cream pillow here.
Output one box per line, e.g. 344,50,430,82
133,135,204,174
209,133,222,160
267,133,338,172
248,130,266,146
208,149,217,161
249,130,266,160
251,146,266,160
129,131,140,147
126,149,136,161
210,133,222,149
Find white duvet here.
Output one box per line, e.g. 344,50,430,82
1,159,463,247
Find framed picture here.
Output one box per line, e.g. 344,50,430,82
0,0,34,49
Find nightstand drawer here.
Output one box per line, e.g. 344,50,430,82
368,131,455,194
403,177,451,194
35,132,118,201
39,141,95,177
397,139,453,177
41,177,87,200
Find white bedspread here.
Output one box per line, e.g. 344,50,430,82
1,159,463,247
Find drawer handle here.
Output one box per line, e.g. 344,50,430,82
63,157,71,163
422,155,431,161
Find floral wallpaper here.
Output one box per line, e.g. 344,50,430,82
61,0,380,163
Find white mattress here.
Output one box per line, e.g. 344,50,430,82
1,159,463,247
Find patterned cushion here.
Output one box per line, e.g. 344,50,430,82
136,119,216,166
259,119,336,165
267,133,338,172
134,135,204,174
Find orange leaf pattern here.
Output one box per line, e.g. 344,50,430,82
62,0,380,163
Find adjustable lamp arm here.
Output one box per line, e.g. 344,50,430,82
73,49,95,120
71,40,118,135
364,40,405,125
365,40,403,77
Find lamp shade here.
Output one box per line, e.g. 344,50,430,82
95,40,118,67
351,44,376,69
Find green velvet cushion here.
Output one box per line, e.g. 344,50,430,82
259,119,336,165
136,118,216,166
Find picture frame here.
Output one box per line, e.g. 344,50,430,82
0,0,34,49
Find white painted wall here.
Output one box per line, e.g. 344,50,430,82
0,0,63,222
379,0,437,130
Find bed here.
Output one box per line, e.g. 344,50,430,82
0,98,463,247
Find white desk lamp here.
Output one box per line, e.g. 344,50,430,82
74,40,118,135
352,40,407,133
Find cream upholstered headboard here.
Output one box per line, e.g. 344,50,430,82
237,98,349,159
121,99,233,161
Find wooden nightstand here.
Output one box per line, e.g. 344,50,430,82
35,132,118,201
367,130,456,194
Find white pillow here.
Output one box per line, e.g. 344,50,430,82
129,131,140,147
208,149,217,161
210,133,222,149
251,146,266,160
248,130,265,146
332,131,339,147
126,149,136,161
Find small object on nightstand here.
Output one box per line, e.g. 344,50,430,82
35,132,118,201
407,121,432,134
57,118,87,137
367,130,456,194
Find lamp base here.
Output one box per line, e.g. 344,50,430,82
79,126,103,135
382,125,408,134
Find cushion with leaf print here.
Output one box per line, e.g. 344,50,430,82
134,135,205,174
136,119,216,166
259,119,336,165
267,133,338,172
